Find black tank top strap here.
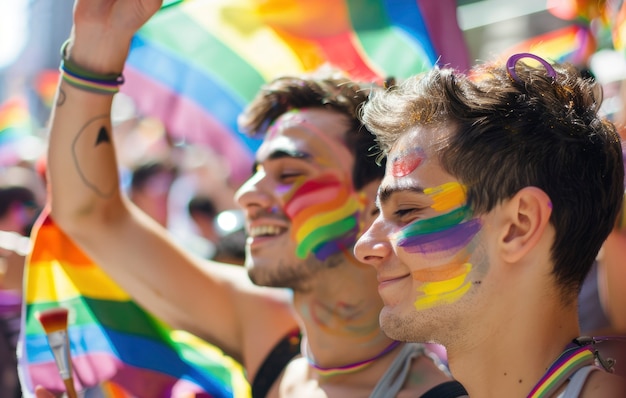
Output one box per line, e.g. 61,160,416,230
251,328,301,398
420,380,468,398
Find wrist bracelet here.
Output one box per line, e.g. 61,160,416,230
59,39,125,95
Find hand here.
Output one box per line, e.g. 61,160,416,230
34,386,56,398
73,0,163,36
68,0,164,73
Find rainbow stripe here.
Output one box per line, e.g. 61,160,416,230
0,96,32,143
613,2,626,51
18,213,250,398
284,175,363,260
502,24,596,66
527,345,595,397
122,0,469,185
0,96,37,167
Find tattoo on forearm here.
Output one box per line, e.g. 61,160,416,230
56,89,66,106
95,126,111,145
72,115,117,198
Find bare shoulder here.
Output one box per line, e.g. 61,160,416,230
580,371,626,397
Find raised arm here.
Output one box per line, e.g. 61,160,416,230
47,0,296,368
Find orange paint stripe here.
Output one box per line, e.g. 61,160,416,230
411,254,470,282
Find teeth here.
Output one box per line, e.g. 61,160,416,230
249,225,284,237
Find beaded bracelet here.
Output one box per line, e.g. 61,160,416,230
59,39,125,95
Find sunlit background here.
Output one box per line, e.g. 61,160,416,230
0,0,624,169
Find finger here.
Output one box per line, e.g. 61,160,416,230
35,385,57,398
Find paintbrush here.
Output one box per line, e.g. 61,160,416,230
36,307,78,398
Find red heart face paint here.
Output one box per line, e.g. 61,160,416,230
390,147,426,177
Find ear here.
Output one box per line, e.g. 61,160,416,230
358,179,382,232
499,187,553,263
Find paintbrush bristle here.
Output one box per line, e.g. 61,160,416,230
36,307,69,334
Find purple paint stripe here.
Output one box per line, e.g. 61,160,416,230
398,219,481,254
313,229,358,260
122,67,254,185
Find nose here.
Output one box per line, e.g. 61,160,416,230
354,218,393,268
235,171,274,214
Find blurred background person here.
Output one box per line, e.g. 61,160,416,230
0,165,45,398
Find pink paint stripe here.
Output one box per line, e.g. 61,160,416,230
122,67,253,185
25,353,205,396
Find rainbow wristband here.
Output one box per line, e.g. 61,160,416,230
59,39,124,95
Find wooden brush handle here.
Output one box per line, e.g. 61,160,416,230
63,377,78,398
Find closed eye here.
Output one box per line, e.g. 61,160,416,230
394,208,417,217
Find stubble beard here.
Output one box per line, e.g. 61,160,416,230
246,250,345,292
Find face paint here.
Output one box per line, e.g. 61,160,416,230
424,182,466,212
390,147,426,177
393,182,481,309
412,255,473,310
268,109,352,170
394,207,481,254
284,174,363,260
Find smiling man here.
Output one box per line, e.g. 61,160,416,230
39,1,469,397
354,56,626,397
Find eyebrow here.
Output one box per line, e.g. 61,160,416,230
251,149,312,173
376,185,425,207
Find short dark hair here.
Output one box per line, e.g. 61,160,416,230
238,69,385,190
361,59,624,299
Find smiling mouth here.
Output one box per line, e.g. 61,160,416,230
248,225,287,238
378,274,410,286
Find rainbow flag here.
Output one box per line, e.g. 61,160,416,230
34,70,62,109
501,24,596,66
0,96,37,167
17,212,250,398
612,1,626,51
122,0,468,185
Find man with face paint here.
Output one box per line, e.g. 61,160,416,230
39,1,469,397
355,55,626,397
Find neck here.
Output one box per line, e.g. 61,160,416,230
302,337,401,377
446,290,580,398
292,259,397,380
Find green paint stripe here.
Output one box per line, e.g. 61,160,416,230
296,217,356,258
25,298,168,341
139,6,265,102
402,206,471,237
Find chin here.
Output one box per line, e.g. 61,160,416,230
379,306,430,343
246,257,314,290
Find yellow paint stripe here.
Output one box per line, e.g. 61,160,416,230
295,198,360,241
414,281,471,310
25,260,130,303
424,182,466,212
414,263,472,310
185,0,308,80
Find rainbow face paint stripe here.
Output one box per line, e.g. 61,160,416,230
392,182,481,310
413,261,472,310
284,174,362,260
395,207,481,255
423,182,466,212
